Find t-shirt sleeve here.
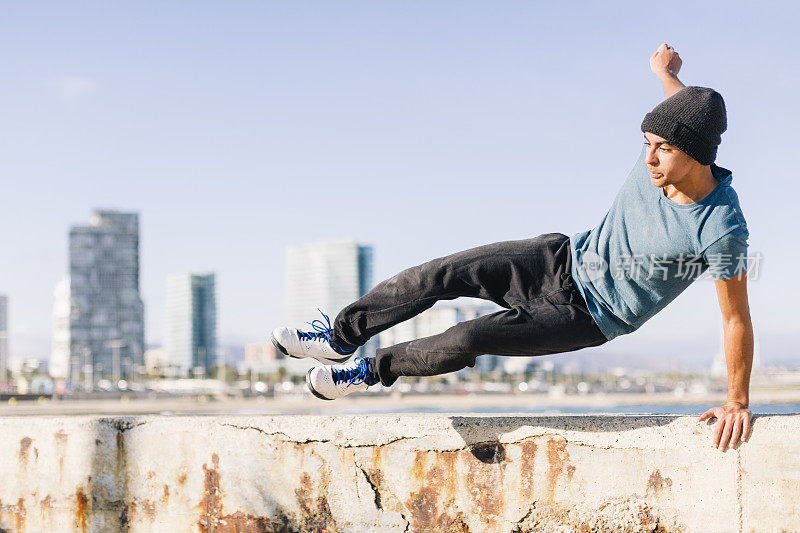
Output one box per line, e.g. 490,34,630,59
702,227,750,280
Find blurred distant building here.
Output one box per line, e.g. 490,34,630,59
143,347,166,375
68,210,144,383
49,278,71,379
0,295,8,381
285,239,376,364
380,302,503,373
243,342,284,374
164,272,217,378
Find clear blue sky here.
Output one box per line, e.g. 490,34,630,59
1,1,797,364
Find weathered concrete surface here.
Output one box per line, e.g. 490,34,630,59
0,413,798,532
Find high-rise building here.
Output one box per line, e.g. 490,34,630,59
69,210,144,383
285,239,375,362
243,342,284,374
164,272,217,377
379,302,503,373
0,295,8,381
378,303,498,346
49,278,71,379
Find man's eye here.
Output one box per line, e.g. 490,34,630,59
660,147,671,152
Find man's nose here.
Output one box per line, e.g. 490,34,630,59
645,149,658,166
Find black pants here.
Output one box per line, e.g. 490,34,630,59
332,232,608,386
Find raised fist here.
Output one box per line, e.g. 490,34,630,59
650,43,682,78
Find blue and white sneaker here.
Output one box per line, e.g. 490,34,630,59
306,356,380,400
270,309,357,365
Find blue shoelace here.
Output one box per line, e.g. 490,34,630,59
331,356,378,387
297,309,356,354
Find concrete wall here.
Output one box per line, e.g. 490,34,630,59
0,413,798,532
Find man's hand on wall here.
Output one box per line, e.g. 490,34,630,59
698,401,752,451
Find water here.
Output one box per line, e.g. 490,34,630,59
329,402,800,416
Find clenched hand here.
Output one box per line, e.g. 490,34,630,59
650,43,682,78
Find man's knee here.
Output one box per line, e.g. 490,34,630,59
441,323,484,353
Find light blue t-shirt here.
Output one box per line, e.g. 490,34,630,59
570,145,749,342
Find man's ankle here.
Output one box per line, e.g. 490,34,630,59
330,333,358,355
364,356,381,386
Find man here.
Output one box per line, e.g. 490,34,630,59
271,44,754,452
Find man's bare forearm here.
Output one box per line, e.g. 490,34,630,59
658,73,685,99
724,318,755,407
649,43,685,99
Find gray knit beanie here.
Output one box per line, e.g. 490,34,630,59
640,86,727,165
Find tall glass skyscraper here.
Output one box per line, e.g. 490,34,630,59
164,272,217,377
69,210,144,383
0,295,8,381
285,239,375,360
50,278,71,379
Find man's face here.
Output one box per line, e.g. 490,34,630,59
643,131,696,188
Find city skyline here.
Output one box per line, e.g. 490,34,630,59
0,204,793,374
1,2,797,368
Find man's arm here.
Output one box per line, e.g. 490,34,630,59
698,273,754,451
650,43,686,99
717,274,755,407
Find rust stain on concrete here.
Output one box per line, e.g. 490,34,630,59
440,451,458,501
406,485,440,529
411,452,425,484
404,450,472,532
519,439,538,502
295,472,337,533
196,452,295,533
646,468,673,498
75,487,89,532
0,497,27,532
39,494,53,520
372,445,383,470
130,497,157,521
54,429,69,481
463,445,504,525
116,431,126,466
18,436,33,467
545,437,575,503
199,453,223,524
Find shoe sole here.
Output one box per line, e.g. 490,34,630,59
306,367,334,400
270,333,351,365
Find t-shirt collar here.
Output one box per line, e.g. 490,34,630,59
710,163,733,184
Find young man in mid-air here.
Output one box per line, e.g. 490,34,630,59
271,44,754,451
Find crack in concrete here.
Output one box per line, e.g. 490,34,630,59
557,436,616,450
509,433,650,452
511,501,536,532
221,423,418,448
222,423,634,454
99,419,147,432
352,459,410,532
355,464,382,510
736,449,743,533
